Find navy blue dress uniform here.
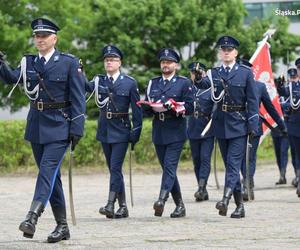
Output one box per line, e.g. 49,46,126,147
85,45,142,218
0,18,85,242
238,59,286,201
277,66,300,197
187,62,215,202
143,48,193,218
198,36,259,218
271,96,297,185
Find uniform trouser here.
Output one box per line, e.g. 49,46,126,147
101,142,128,193
218,136,247,193
288,135,300,171
289,135,299,172
272,135,289,172
189,137,214,182
154,141,184,195
31,141,69,208
241,135,260,179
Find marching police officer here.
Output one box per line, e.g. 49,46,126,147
198,36,259,218
0,18,86,242
187,62,215,202
238,59,286,201
142,48,193,217
85,45,142,218
272,68,299,186
277,64,300,197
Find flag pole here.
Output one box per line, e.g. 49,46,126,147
249,29,276,64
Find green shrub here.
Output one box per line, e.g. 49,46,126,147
0,119,278,173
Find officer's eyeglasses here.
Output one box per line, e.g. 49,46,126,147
104,58,120,63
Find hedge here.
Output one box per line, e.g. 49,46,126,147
0,119,277,173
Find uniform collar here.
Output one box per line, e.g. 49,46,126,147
222,61,236,72
107,71,120,83
162,72,175,82
39,48,55,63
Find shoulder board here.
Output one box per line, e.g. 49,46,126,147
97,74,106,79
212,67,220,71
240,64,251,70
177,75,188,80
123,74,136,81
60,52,76,59
23,53,36,58
151,76,161,81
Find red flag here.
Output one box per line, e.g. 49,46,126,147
250,42,283,138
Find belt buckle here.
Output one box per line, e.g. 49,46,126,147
194,111,199,119
222,104,227,112
106,112,112,119
159,112,165,121
37,101,44,111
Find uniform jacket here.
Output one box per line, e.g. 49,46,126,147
277,81,300,137
0,49,86,144
255,81,285,136
145,75,193,145
199,63,259,139
86,74,142,143
187,82,214,140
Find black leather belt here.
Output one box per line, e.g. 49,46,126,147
101,112,129,119
221,104,245,112
192,111,211,119
154,112,184,121
30,101,71,111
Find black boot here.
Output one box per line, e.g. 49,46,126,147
216,187,232,216
276,169,287,185
291,176,298,187
47,206,70,243
153,190,169,217
19,200,44,238
170,192,186,218
99,191,117,218
296,170,300,198
230,192,245,219
194,179,209,202
115,192,129,219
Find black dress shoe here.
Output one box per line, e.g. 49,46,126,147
230,192,245,219
47,224,70,243
115,206,129,219
276,176,287,185
153,190,169,217
99,191,117,218
216,187,232,216
19,200,44,238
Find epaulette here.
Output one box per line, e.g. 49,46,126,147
60,52,76,59
97,74,106,80
240,64,252,70
124,74,136,82
151,76,161,81
177,75,188,80
23,53,36,58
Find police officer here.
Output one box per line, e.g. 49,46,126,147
187,62,214,202
143,48,193,217
238,59,287,201
272,68,299,186
277,65,300,197
85,45,142,219
0,18,85,242
198,36,259,218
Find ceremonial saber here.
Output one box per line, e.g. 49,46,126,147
213,138,220,189
69,142,76,225
129,143,134,207
245,136,253,201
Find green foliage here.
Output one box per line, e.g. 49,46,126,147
0,119,278,174
1,0,300,116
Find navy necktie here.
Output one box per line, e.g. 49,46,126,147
109,76,114,84
164,79,169,86
40,56,46,64
224,66,230,76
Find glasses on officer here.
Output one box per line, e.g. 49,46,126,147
104,58,121,63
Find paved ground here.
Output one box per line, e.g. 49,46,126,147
0,163,299,249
